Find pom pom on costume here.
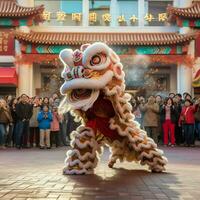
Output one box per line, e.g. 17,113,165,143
59,42,168,175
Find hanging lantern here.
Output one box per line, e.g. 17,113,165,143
42,10,51,21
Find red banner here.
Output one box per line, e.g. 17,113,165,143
195,33,200,58
0,29,15,56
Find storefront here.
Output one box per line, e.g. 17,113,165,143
14,31,195,97
0,0,199,97
0,0,44,97
167,1,200,95
0,67,18,96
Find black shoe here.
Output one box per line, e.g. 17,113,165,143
46,147,51,149
40,146,45,149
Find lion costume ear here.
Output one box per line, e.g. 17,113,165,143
80,43,91,52
59,49,74,67
109,48,120,64
59,49,75,79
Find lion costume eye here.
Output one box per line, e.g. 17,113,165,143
90,53,107,67
90,55,101,66
82,42,111,70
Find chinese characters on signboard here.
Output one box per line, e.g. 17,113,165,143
0,29,14,55
42,11,167,24
72,13,82,22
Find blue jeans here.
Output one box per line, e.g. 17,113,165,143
5,124,14,146
182,124,194,145
15,121,29,147
0,123,6,146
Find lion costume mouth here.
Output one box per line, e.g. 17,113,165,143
70,89,92,101
59,70,113,111
64,89,100,111
60,70,114,95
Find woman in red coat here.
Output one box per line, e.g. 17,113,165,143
179,99,196,147
160,97,178,147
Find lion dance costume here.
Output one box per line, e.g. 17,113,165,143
59,42,167,175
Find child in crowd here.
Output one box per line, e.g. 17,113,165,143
50,107,60,147
37,105,52,149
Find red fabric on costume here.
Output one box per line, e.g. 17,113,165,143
85,95,121,140
86,117,121,140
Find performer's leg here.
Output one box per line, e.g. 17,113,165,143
108,139,126,168
128,129,168,172
63,126,99,175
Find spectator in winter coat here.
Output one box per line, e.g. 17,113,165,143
49,97,54,111
50,107,61,147
0,99,12,149
194,98,200,140
29,97,40,147
160,97,178,147
139,95,159,143
59,112,70,146
130,96,142,127
9,98,18,146
155,95,163,144
179,99,197,147
173,93,184,145
37,105,52,149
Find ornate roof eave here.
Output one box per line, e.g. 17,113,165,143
14,31,197,46
0,0,44,21
167,1,200,21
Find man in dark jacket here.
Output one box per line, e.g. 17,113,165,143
174,93,184,145
15,94,33,149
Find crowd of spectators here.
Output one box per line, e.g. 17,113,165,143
131,92,200,147
0,93,80,149
1,91,200,149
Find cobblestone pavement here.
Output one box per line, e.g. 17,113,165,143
0,146,200,200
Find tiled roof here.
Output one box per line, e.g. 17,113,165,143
167,1,200,18
0,0,44,18
14,31,196,46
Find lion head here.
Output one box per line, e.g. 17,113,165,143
59,42,125,111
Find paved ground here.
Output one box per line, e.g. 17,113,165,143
0,146,200,200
